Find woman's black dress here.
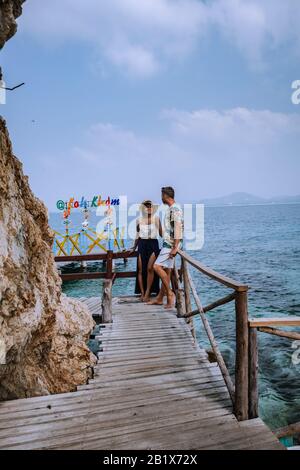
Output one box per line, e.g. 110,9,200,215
134,238,160,295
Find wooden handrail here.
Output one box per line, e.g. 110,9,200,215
248,317,300,420
55,253,107,262
274,422,300,439
55,250,138,263
257,327,300,341
56,250,138,282
59,271,137,282
60,272,107,281
185,266,236,405
178,249,248,292
249,317,300,327
180,292,236,319
113,250,138,259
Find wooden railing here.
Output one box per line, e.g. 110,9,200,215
55,250,138,325
56,248,300,423
274,422,300,440
175,248,300,422
55,250,137,282
248,317,300,420
176,249,249,421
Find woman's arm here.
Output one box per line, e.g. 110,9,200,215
130,220,140,251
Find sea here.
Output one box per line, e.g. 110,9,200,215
49,203,300,431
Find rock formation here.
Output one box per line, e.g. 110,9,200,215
0,0,25,49
0,0,97,399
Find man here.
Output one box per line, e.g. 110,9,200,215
149,186,183,309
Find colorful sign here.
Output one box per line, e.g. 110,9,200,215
56,196,120,219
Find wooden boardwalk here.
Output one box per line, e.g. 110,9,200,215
0,297,284,450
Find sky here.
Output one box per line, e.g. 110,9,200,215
1,0,300,210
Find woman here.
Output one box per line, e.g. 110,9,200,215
131,200,162,302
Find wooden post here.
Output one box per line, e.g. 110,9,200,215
170,269,177,295
102,279,112,323
182,259,195,338
173,266,185,317
106,250,113,279
248,326,259,419
235,290,249,421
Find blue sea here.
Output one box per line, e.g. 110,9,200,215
50,204,300,431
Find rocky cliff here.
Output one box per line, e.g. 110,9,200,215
0,0,25,49
0,0,97,399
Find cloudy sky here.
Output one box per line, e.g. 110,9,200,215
1,0,300,209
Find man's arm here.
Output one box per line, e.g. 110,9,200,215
170,239,180,258
157,216,163,238
170,217,182,258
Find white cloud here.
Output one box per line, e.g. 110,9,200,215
105,41,159,78
209,0,300,67
19,0,300,77
50,107,300,203
209,0,267,66
162,107,300,145
74,121,188,170
20,0,207,77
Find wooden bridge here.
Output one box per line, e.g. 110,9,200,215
0,250,299,450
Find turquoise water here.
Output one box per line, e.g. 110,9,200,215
50,204,300,431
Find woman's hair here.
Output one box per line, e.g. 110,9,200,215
161,186,175,199
142,200,153,208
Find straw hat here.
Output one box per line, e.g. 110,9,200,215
139,200,159,215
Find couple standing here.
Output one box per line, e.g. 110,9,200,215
131,186,183,309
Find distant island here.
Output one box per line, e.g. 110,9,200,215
200,192,300,206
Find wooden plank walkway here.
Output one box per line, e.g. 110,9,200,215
0,297,284,450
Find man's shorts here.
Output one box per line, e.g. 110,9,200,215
154,247,174,269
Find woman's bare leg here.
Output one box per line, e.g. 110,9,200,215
143,253,156,302
137,255,145,300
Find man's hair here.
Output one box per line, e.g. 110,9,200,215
161,186,175,199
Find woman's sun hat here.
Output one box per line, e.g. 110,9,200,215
139,200,159,214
